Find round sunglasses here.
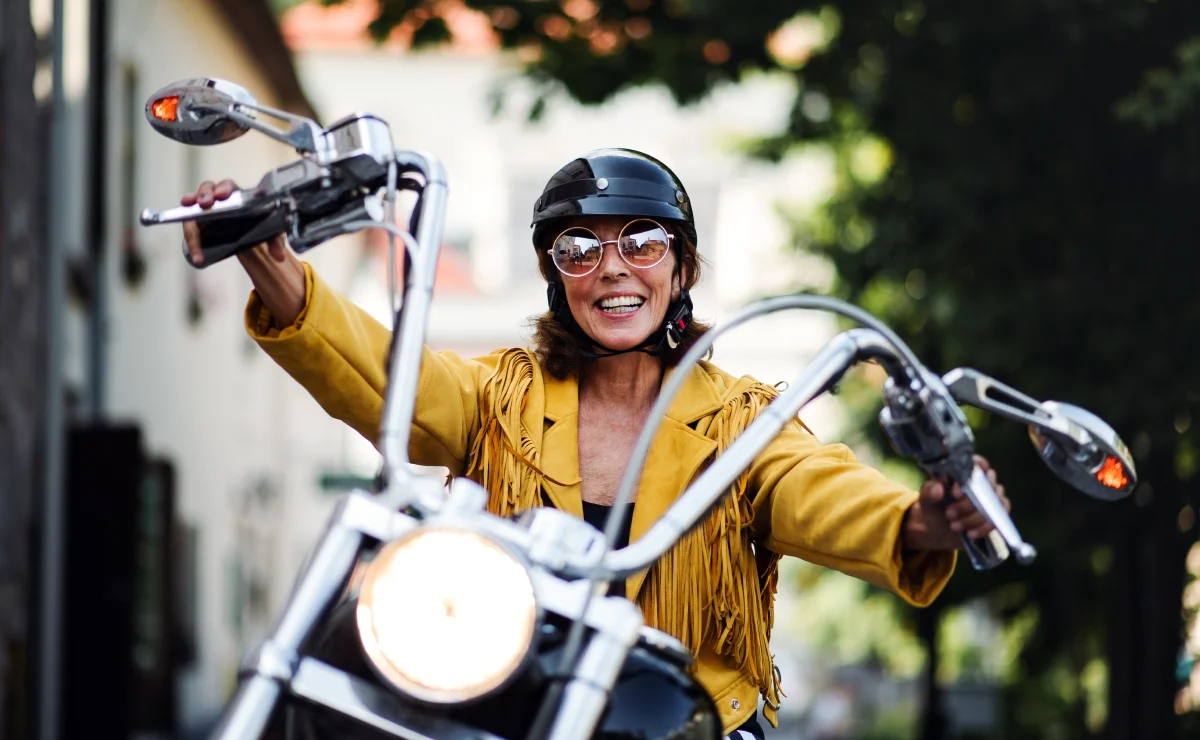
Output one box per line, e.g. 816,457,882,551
547,219,674,277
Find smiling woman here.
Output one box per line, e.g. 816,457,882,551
530,149,711,379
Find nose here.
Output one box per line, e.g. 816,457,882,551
596,239,628,279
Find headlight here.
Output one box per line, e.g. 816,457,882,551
356,528,538,704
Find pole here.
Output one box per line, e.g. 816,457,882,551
0,0,45,736
35,0,69,736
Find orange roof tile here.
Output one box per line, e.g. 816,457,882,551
281,0,499,56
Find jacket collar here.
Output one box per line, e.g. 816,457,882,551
541,361,725,426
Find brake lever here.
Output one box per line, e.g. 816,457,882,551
880,371,1037,570
139,157,368,267
923,458,1035,568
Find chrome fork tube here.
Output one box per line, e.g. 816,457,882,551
210,496,365,739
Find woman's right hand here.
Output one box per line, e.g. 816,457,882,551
181,179,307,329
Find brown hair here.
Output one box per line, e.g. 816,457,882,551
529,224,712,379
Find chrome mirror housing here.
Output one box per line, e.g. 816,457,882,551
145,77,256,145
941,368,1137,501
1029,401,1136,501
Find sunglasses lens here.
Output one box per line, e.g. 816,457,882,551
619,221,671,268
551,230,603,276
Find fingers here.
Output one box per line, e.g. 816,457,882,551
182,221,205,266
182,179,239,210
267,232,289,262
213,179,237,200
180,179,242,267
945,482,1009,539
920,479,946,504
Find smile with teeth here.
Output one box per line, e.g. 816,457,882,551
597,295,645,314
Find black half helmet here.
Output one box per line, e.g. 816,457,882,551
531,148,697,251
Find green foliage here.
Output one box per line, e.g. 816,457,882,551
786,560,926,677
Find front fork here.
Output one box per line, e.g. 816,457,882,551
210,492,415,739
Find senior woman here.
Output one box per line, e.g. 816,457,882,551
183,149,1008,739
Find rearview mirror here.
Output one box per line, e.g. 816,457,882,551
144,77,255,145
1029,402,1136,501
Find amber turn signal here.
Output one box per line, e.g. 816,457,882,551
1096,455,1129,490
150,96,180,122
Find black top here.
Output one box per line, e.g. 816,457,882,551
581,503,767,740
581,501,632,598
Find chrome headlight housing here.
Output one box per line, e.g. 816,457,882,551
356,527,538,704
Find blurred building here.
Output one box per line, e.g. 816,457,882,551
35,0,350,736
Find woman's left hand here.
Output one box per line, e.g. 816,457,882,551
903,456,1012,552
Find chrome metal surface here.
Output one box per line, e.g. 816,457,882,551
241,641,300,683
638,626,693,666
528,570,644,631
211,675,285,740
320,114,395,168
521,506,608,573
339,489,420,542
378,152,450,512
212,497,366,738
545,599,644,740
139,190,248,226
943,367,1046,426
1033,401,1137,500
145,77,256,145
961,468,1023,566
271,504,364,652
443,475,489,516
290,657,507,740
943,369,1135,500
210,99,321,153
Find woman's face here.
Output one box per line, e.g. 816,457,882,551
556,215,680,351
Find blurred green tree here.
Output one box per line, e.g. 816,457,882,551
321,0,1200,736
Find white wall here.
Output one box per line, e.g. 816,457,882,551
63,0,359,730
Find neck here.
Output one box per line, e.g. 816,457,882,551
578,351,664,407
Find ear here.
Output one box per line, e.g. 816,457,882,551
672,254,690,297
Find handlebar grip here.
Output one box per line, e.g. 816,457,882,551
184,209,289,268
142,191,289,268
953,465,1036,570
958,525,1009,571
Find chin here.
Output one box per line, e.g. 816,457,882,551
591,328,654,351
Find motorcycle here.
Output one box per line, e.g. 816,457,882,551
140,78,1138,740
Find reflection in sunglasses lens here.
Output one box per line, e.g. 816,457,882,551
553,231,603,275
551,221,672,275
620,221,669,266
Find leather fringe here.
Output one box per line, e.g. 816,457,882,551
465,350,784,715
465,349,544,517
634,381,784,717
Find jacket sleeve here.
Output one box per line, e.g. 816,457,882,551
244,262,494,475
748,420,957,606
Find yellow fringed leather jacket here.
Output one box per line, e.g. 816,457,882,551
246,264,957,734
